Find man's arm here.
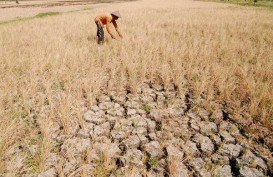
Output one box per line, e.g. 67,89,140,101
112,20,122,38
106,20,115,39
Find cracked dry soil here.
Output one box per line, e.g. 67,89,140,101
3,81,273,177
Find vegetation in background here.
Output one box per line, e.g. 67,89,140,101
35,12,60,18
201,0,273,9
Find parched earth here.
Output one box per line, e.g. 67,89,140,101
3,81,273,176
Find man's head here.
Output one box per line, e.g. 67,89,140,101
111,11,121,20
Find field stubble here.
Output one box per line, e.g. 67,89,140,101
0,0,273,175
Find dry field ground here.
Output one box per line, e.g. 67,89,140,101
0,0,273,176
0,0,133,21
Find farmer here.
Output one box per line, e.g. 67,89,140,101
94,11,123,45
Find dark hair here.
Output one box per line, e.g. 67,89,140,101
112,14,119,20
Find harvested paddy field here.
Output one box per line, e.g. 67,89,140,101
0,0,273,176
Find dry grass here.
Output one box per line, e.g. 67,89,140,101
0,0,273,174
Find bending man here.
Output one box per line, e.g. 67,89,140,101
94,11,123,45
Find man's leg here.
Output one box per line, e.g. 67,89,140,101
96,22,104,45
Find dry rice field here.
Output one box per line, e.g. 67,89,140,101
0,0,273,176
